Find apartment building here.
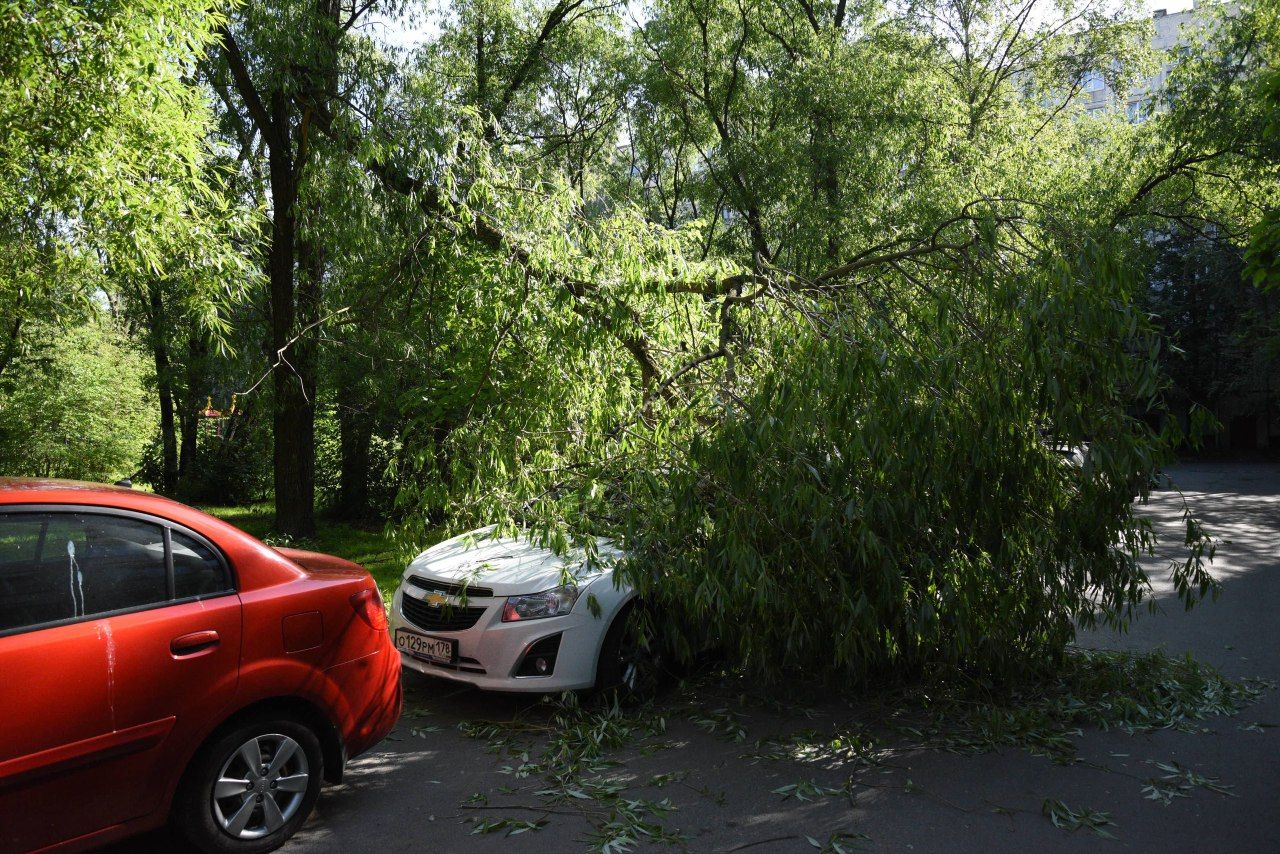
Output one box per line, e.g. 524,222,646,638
1082,3,1234,121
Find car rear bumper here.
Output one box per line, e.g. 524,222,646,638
326,641,402,759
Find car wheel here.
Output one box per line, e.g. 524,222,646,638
173,714,324,854
595,602,663,700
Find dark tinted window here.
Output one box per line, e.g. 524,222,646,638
0,512,167,632
81,516,168,613
172,530,229,598
0,514,74,629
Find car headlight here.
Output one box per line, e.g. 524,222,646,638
501,584,580,622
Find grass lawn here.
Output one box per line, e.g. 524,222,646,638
200,504,424,598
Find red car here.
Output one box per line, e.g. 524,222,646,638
0,479,401,853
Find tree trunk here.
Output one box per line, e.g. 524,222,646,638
217,8,344,536
178,327,207,493
267,102,317,538
0,299,22,381
146,281,178,495
336,383,373,520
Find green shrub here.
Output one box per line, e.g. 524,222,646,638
175,411,274,506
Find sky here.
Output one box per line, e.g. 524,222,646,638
366,0,1205,52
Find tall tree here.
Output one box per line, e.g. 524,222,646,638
1244,0,1280,290
0,0,248,386
211,0,360,535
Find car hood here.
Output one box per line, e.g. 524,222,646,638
403,527,623,597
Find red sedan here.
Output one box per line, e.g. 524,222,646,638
0,479,401,853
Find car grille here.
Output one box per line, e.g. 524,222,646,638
401,594,489,632
429,655,487,675
406,575,494,600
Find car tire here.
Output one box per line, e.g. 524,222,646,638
594,601,664,701
173,713,324,854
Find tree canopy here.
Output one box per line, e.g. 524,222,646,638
1,0,1277,680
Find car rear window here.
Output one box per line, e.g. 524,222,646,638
0,511,229,635
172,530,229,599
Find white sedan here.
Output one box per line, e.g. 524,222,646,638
389,527,643,692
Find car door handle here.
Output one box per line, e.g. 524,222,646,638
171,630,220,657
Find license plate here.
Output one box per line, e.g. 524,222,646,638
395,628,457,664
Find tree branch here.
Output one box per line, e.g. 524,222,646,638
216,26,285,152
490,0,590,133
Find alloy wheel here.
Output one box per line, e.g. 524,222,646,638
211,733,311,840
616,624,658,695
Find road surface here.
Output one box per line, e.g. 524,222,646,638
120,462,1280,852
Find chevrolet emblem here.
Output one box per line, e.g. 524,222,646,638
425,592,448,608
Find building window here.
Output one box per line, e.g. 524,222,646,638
1081,70,1106,93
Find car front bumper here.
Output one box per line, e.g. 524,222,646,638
389,586,604,692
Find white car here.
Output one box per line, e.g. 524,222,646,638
389,527,642,692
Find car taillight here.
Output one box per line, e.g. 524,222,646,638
351,588,388,631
